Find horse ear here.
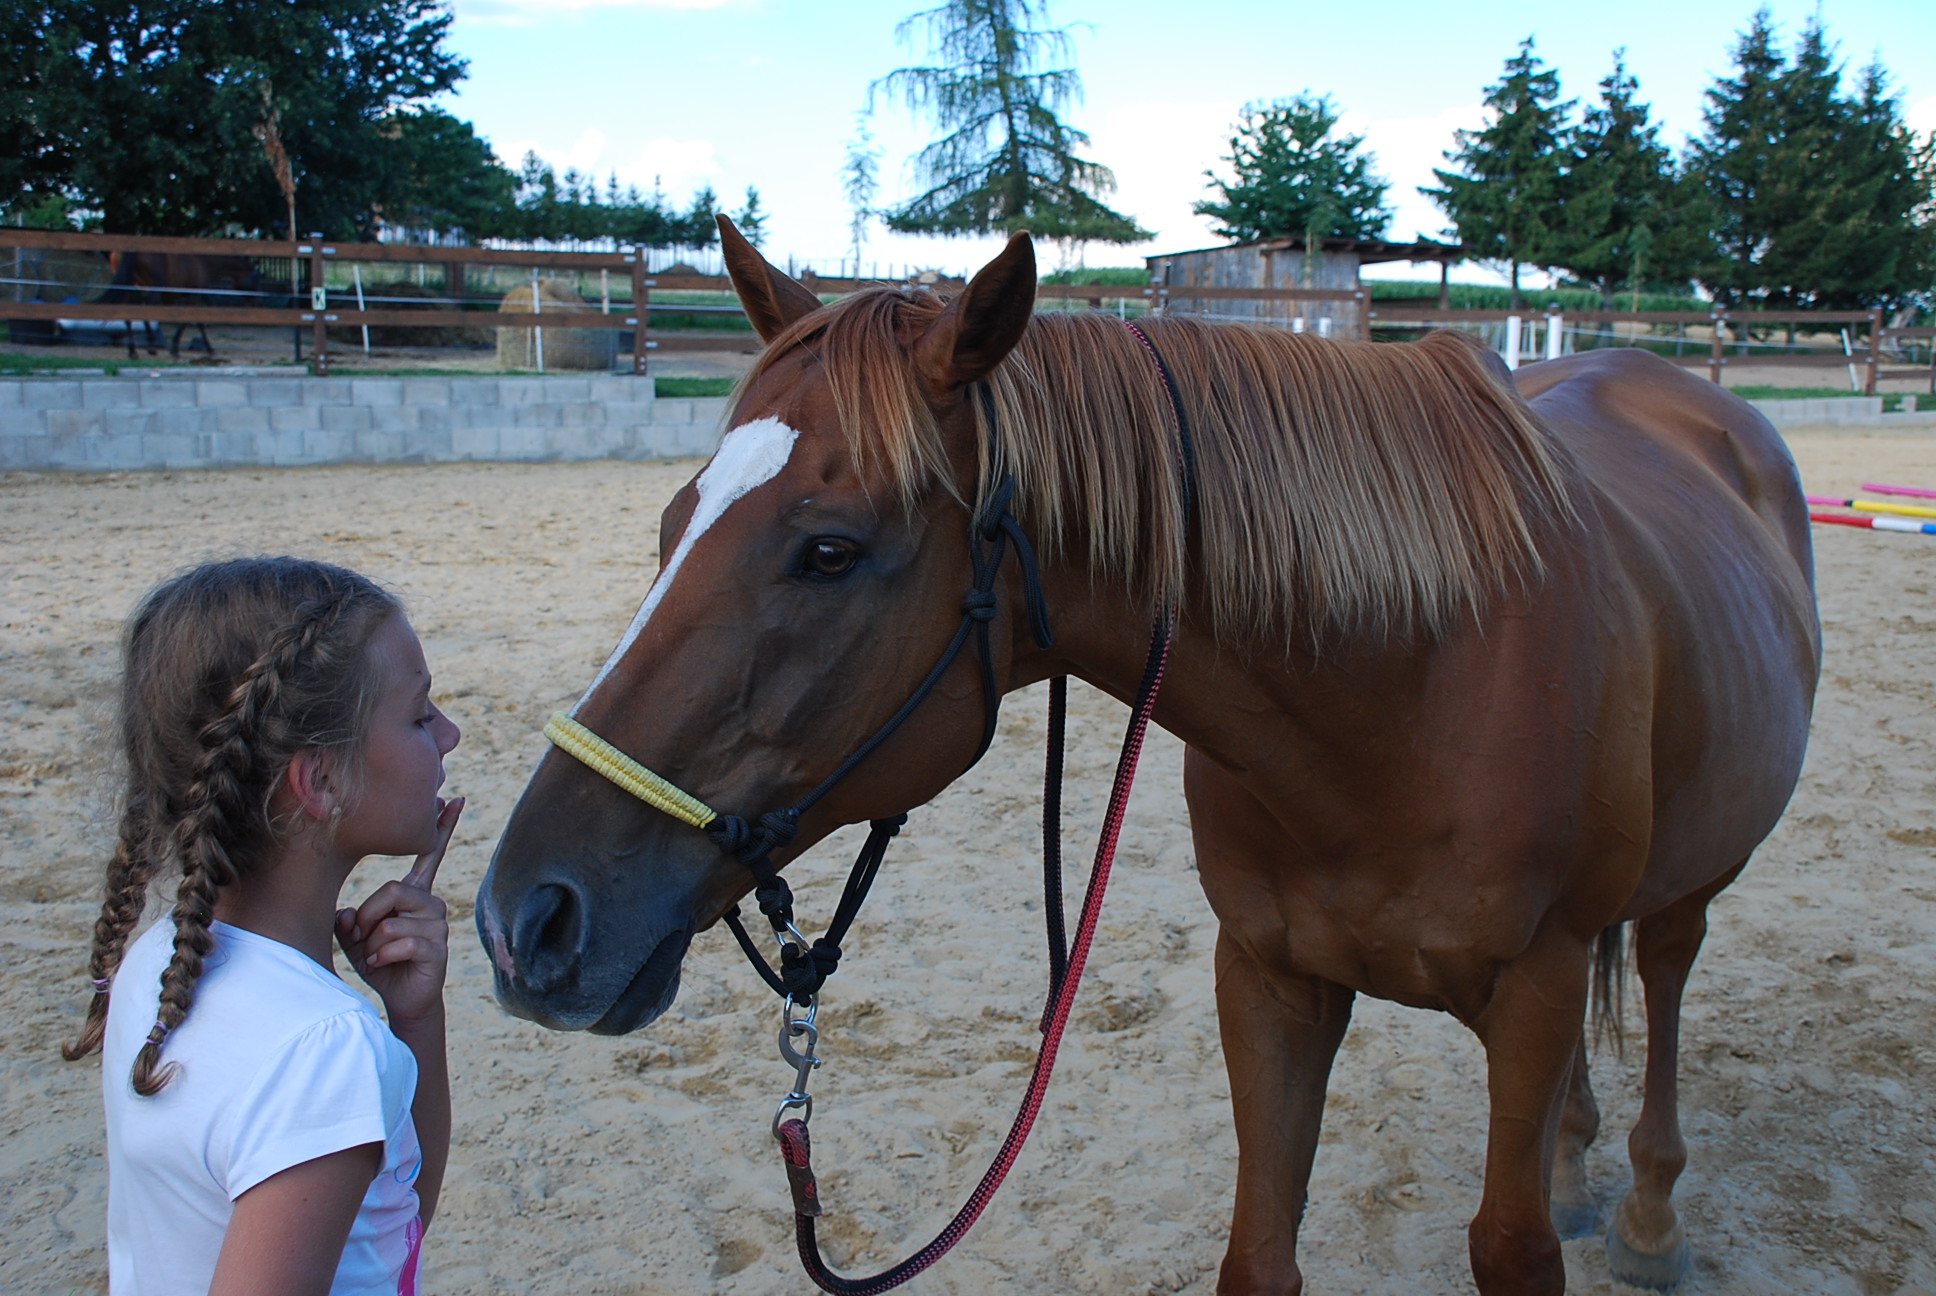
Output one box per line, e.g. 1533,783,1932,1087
718,214,823,342
911,230,1037,395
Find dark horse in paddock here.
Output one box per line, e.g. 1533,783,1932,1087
101,252,269,359
476,217,1820,1294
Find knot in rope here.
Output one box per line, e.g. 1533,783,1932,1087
754,877,795,921
780,938,843,999
708,808,802,864
959,590,998,621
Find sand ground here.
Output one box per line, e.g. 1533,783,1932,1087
2,428,1934,1295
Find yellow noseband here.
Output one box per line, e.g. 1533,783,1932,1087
542,711,718,830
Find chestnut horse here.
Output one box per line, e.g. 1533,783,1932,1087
477,219,1819,1295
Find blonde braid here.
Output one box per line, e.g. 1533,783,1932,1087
131,586,360,1095
62,795,162,1062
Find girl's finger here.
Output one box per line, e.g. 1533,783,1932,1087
363,934,447,971
403,796,464,890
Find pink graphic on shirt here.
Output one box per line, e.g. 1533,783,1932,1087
398,1216,423,1296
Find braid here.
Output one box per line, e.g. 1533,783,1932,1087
131,585,363,1095
62,795,160,1062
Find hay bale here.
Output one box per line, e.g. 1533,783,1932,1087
495,279,618,371
329,280,492,348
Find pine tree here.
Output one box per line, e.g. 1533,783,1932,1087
1688,8,1812,305
1691,9,1935,308
842,113,881,271
1548,53,1686,305
733,186,768,249
1194,94,1392,250
872,0,1147,245
1426,37,1572,308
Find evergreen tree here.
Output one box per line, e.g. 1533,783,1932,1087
1690,9,1935,308
732,186,767,248
872,0,1147,244
1549,53,1688,305
1194,94,1392,250
1426,37,1572,308
843,113,881,270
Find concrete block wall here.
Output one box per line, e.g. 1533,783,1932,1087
0,374,728,471
1749,395,1936,429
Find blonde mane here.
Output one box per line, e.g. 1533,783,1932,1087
741,288,1577,649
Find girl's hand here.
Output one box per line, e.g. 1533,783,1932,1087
336,796,462,1026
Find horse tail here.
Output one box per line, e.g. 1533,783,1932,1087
1590,922,1629,1055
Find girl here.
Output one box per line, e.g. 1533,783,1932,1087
65,556,463,1296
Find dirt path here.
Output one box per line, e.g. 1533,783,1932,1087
2,430,1932,1294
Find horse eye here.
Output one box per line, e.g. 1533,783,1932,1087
802,538,859,578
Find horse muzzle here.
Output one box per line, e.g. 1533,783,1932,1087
476,868,695,1034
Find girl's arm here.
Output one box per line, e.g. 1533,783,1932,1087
208,1143,382,1296
337,797,462,1225
386,1004,450,1224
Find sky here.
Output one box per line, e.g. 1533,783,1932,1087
436,0,1936,285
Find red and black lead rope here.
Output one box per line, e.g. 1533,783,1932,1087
775,319,1198,1295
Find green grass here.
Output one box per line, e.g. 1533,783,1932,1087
0,351,134,375
1731,384,1917,411
1368,279,1707,313
1041,267,1151,286
654,375,736,397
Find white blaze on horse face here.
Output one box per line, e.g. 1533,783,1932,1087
576,416,802,707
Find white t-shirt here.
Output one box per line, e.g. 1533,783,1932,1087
103,919,424,1296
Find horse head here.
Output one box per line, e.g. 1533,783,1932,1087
476,218,1041,1033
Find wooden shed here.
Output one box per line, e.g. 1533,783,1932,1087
1146,234,1461,339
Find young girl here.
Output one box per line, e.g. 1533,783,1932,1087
65,556,463,1296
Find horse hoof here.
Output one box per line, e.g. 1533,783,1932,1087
1550,1195,1601,1239
1605,1223,1689,1290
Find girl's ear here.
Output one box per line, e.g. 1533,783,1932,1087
284,749,337,822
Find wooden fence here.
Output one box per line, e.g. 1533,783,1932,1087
5,229,1929,393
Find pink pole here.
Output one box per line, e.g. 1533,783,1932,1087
1861,482,1936,500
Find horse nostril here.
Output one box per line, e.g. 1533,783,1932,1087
511,882,586,995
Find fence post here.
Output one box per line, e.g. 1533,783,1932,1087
1503,314,1522,370
307,236,330,377
630,247,650,377
530,267,545,375
1867,308,1883,396
1708,309,1725,385
1545,309,1564,360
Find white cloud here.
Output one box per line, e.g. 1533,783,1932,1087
1354,103,1486,243
626,137,725,197
1087,98,1246,255
1908,95,1936,142
453,0,730,26
565,127,608,173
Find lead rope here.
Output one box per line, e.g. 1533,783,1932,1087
778,320,1198,1294
778,621,1173,1295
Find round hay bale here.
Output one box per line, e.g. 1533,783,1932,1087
495,279,618,371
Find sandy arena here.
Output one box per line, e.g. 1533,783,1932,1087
3,430,1933,1295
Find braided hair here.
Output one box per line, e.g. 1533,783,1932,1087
64,557,400,1094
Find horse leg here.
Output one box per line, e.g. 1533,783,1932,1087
1605,863,1742,1289
1549,1030,1601,1239
1213,928,1353,1296
1466,931,1590,1296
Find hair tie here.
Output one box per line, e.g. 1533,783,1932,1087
90,977,111,994
146,1022,169,1046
